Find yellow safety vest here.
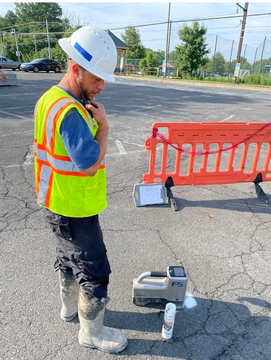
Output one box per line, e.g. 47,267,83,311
34,86,107,217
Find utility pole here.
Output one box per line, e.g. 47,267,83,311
0,29,6,57
234,2,249,81
164,2,171,78
212,35,218,75
12,28,21,62
229,40,234,75
236,2,249,63
46,19,51,58
33,23,37,55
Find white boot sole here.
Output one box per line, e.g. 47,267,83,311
78,338,128,353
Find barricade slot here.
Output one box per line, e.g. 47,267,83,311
179,143,191,176
153,143,163,175
165,143,177,175
243,142,257,173
219,143,233,171
253,142,265,171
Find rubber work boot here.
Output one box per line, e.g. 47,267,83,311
78,288,128,353
59,270,79,321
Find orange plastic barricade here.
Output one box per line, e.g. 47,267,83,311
0,71,7,86
143,122,271,206
0,71,17,86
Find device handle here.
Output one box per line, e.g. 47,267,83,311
150,271,167,277
136,271,167,283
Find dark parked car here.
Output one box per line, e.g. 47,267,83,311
0,57,21,70
20,58,62,73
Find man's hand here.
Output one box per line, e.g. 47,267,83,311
85,101,108,130
82,101,108,177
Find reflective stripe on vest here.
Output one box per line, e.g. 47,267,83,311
38,164,52,206
35,145,80,173
34,143,105,174
44,97,93,151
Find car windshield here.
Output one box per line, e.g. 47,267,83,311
31,59,43,64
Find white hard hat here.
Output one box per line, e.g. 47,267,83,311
59,25,117,82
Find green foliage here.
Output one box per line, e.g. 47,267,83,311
4,10,18,27
139,58,147,67
139,49,160,67
168,50,178,61
175,22,210,76
14,2,64,32
0,2,71,63
0,11,17,30
50,44,67,66
206,51,225,74
155,49,165,64
121,26,146,59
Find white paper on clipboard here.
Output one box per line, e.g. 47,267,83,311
133,183,166,206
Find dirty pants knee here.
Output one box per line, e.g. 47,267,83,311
45,209,111,299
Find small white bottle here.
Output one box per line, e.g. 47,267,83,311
162,302,176,339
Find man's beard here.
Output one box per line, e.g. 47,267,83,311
78,76,91,102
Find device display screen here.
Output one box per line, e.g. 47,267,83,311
174,267,185,277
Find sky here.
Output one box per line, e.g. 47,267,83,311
1,1,271,63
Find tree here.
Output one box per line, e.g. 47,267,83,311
206,51,226,74
0,2,72,63
155,49,165,64
225,56,251,75
4,10,18,27
175,22,210,76
139,49,160,68
4,3,69,61
15,2,64,32
169,50,178,61
121,26,146,59
225,59,236,75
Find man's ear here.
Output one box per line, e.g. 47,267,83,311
72,63,80,78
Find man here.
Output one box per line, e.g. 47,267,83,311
34,26,128,354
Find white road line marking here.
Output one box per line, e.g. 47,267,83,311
107,104,162,116
0,110,30,120
1,130,33,137
106,149,145,157
115,139,126,154
4,164,23,168
122,140,145,147
1,105,34,110
221,114,235,122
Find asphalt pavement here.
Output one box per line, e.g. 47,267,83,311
1,70,271,360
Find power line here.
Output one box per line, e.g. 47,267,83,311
61,2,140,13
108,11,271,31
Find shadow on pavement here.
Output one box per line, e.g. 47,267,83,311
105,296,271,359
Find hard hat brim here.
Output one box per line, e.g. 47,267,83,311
59,38,116,83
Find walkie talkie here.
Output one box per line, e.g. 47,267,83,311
80,92,98,118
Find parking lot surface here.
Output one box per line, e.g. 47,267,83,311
1,70,271,360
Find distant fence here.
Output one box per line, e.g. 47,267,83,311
126,35,271,76
125,65,178,78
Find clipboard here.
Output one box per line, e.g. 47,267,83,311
133,183,166,207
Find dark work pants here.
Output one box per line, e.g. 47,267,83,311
44,209,111,299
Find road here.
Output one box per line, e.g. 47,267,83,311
1,70,271,360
